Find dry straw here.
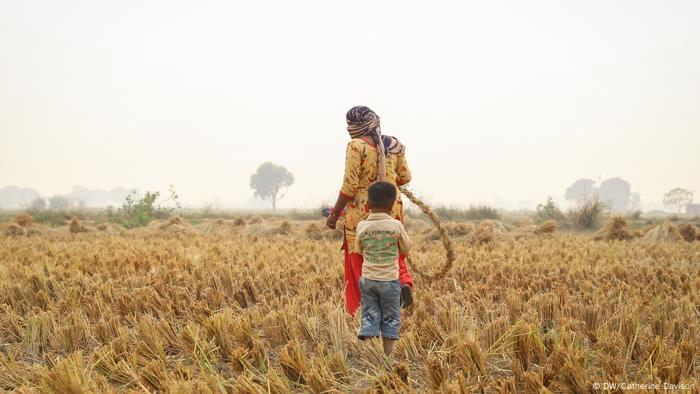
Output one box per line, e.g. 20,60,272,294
399,186,455,281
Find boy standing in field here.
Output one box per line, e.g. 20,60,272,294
355,181,411,356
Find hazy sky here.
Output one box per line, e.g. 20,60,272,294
2,1,699,210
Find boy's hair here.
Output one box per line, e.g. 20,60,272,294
368,181,397,209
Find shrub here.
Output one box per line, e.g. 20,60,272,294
534,196,565,223
108,187,180,229
569,199,605,230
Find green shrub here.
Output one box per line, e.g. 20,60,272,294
535,196,565,223
108,186,180,229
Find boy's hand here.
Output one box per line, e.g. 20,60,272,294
326,214,339,229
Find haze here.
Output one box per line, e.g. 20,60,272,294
1,1,699,210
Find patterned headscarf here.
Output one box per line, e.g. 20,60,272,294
346,106,405,182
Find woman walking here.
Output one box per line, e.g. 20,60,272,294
326,105,414,316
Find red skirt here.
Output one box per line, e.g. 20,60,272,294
344,247,414,316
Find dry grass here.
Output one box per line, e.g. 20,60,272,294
0,218,699,392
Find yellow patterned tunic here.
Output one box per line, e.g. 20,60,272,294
340,138,412,254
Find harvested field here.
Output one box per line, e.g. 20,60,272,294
0,220,698,392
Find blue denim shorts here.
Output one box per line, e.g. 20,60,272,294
358,277,401,340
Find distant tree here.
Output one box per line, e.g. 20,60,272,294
564,179,596,204
598,177,631,212
663,188,693,214
28,197,47,211
250,162,294,211
48,195,71,210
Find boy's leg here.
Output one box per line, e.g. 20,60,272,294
382,338,397,356
378,280,401,356
357,278,381,339
344,249,364,316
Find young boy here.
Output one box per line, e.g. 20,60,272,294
355,181,411,356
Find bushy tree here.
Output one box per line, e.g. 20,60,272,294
250,162,294,211
28,197,47,212
598,177,631,212
565,179,596,204
663,188,693,214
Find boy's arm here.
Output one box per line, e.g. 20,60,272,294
398,223,411,255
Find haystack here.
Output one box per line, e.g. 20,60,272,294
424,222,473,240
604,216,632,241
305,222,342,241
678,223,698,242
469,220,503,245
249,216,263,225
69,219,88,234
6,223,27,236
158,216,185,230
234,217,246,226
534,220,557,235
642,223,682,242
15,212,32,227
279,220,292,235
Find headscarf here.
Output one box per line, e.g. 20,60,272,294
346,105,405,182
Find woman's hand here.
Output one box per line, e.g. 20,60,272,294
326,213,339,229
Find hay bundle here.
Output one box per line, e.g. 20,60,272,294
642,223,682,243
424,222,472,241
470,220,499,245
158,216,185,230
15,212,32,227
604,216,632,241
450,222,473,237
6,223,27,236
234,217,246,226
249,216,263,225
279,220,292,235
96,223,109,231
196,220,221,234
678,224,698,242
69,219,88,234
305,223,323,240
534,220,557,235
305,222,342,241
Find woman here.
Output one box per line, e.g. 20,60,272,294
326,105,414,316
